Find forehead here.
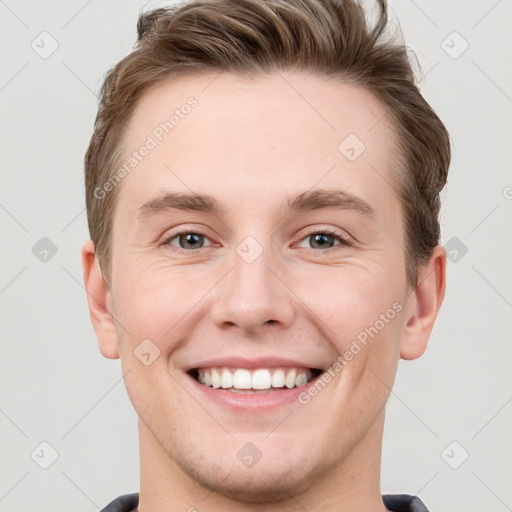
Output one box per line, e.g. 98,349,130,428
116,70,399,219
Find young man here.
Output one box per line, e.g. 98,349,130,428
82,0,450,510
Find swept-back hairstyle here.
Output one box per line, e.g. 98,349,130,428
85,0,450,287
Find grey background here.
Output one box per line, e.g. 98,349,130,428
1,1,511,511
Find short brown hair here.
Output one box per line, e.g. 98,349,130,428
84,0,450,287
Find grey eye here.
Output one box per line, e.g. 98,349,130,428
308,233,337,249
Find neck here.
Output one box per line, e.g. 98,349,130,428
136,410,390,512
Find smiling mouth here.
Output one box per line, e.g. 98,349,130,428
188,367,323,393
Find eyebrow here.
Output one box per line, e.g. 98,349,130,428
137,188,375,221
285,189,375,217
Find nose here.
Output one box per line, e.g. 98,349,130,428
209,241,295,334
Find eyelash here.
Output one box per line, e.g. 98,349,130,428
160,227,352,254
297,228,352,254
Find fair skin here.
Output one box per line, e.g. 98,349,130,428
82,70,446,512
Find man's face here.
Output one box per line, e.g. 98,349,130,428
106,71,414,500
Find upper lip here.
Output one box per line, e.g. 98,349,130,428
184,356,324,372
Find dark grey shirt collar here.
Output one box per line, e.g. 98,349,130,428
100,492,430,512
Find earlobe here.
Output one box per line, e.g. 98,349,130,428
401,245,447,360
81,239,119,359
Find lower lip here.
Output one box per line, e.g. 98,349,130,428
186,372,321,411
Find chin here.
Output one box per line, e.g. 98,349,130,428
181,461,320,504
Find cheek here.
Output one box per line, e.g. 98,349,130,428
306,264,403,335
298,262,406,387
110,220,193,333
112,260,214,352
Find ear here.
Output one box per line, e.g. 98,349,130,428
401,245,447,360
81,239,119,359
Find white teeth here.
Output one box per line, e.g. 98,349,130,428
221,368,233,388
296,372,307,387
252,369,272,390
233,369,252,389
284,369,296,389
271,369,285,388
195,367,314,391
211,368,221,389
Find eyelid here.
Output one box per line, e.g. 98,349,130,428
294,226,352,251
159,226,217,250
159,225,352,252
